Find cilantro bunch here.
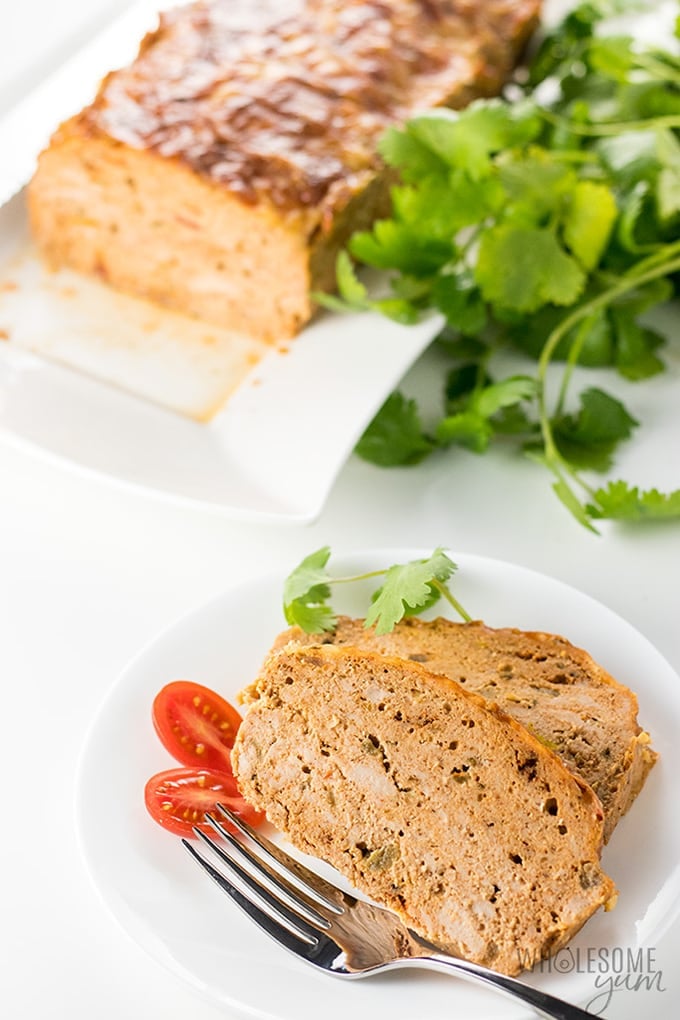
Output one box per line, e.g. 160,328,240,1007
319,0,680,530
282,547,471,635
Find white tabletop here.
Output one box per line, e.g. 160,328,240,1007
1,4,679,1019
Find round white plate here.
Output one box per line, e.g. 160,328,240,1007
75,550,680,1019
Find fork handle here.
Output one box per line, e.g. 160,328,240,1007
410,954,603,1020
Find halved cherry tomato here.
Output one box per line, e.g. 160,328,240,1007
144,767,265,837
152,680,243,772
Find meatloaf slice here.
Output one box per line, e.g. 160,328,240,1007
272,617,657,842
28,0,541,343
232,644,616,976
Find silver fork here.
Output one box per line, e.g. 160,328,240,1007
182,805,604,1020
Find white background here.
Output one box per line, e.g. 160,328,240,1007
1,2,679,1019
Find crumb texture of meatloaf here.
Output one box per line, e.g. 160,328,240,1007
28,0,541,343
272,617,657,842
232,644,616,976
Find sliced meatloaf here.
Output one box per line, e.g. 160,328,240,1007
272,616,657,842
233,644,616,976
28,0,540,343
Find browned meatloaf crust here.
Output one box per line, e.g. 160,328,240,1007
232,644,617,976
273,616,657,842
28,0,541,343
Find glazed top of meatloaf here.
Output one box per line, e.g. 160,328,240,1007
78,0,540,216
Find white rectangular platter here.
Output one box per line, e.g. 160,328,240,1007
0,0,442,521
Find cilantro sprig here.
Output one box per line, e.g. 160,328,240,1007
283,547,471,635
316,0,680,531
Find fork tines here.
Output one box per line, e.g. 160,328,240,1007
213,804,343,914
182,805,344,962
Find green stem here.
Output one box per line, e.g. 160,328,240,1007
633,53,680,87
540,109,680,137
331,569,388,585
545,149,601,164
433,580,472,622
333,569,472,623
538,253,680,396
625,238,680,278
554,312,598,418
536,252,680,508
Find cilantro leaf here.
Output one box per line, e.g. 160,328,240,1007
391,173,503,238
562,181,618,270
355,393,435,467
473,375,537,418
609,308,665,380
282,548,471,635
283,547,336,632
371,297,421,324
365,549,458,634
431,271,487,335
498,152,576,222
475,225,586,313
285,600,337,634
350,217,452,275
391,582,443,617
588,482,680,520
283,546,331,604
553,387,638,470
436,375,536,452
335,250,369,308
567,309,615,367
436,411,494,452
351,169,504,279
406,101,541,179
379,126,448,180
588,35,636,81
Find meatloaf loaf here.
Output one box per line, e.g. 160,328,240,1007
273,616,657,841
232,644,616,976
28,0,541,343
